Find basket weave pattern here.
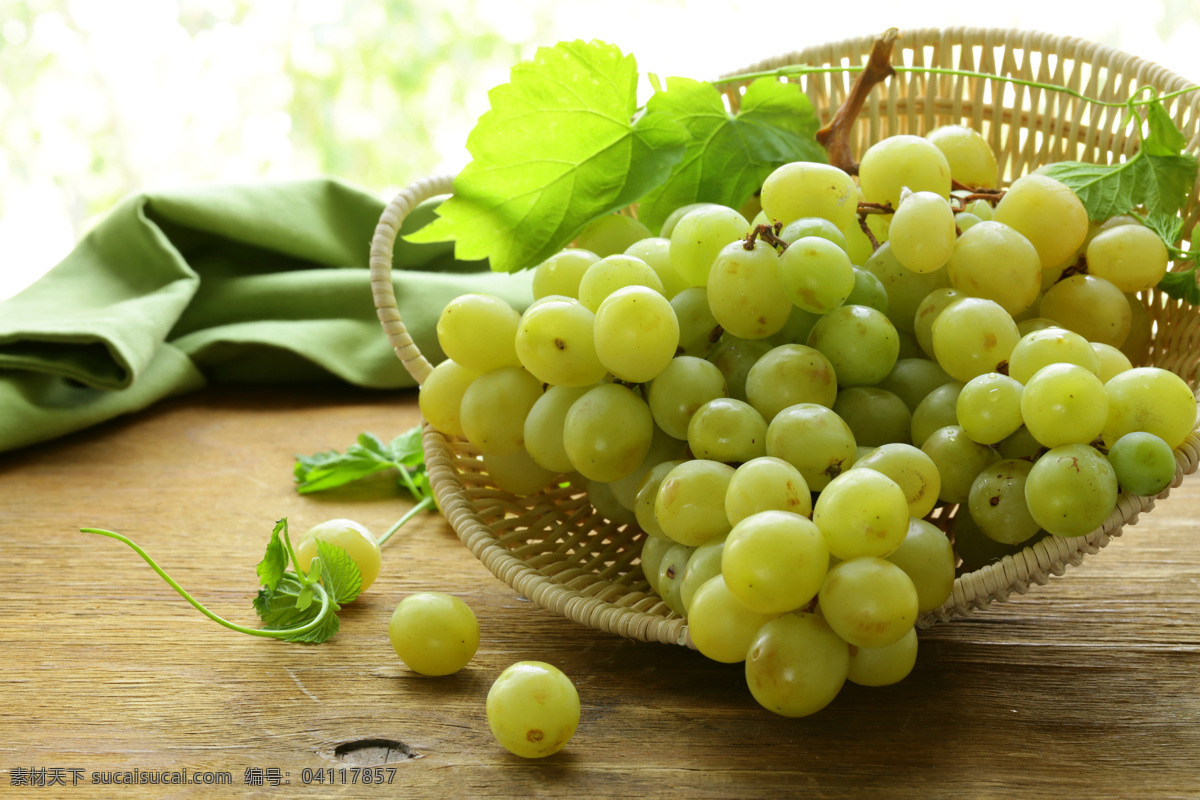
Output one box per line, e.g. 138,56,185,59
369,28,1200,645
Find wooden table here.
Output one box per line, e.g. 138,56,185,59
2,385,1198,799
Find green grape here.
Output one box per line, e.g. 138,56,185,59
930,296,1020,382
624,236,688,299
562,383,654,482
1039,274,1131,348
639,530,676,592
577,254,665,312
659,202,716,239
768,305,824,346
1121,292,1154,364
687,397,769,464
524,385,595,473
679,536,727,613
997,425,1044,461
635,459,688,540
669,205,751,287
850,443,942,519
885,518,955,613
967,458,1041,545
607,425,690,510
910,381,963,446
687,574,778,664
744,343,837,422
707,336,773,401
389,592,480,676
296,519,382,593
593,285,680,383
926,124,998,188
1107,431,1177,497
760,161,859,230
813,469,910,560
744,612,850,717
586,479,637,526
460,366,545,456
953,507,1043,571
1024,444,1118,537
436,293,522,373
858,134,953,209
832,387,912,447
514,296,607,387
920,425,1001,504
576,213,652,257
963,198,995,220
671,286,723,357
845,266,890,312
913,287,964,358
1021,362,1109,447
876,357,954,412
1016,316,1057,336
1102,367,1198,449
889,190,957,274
706,238,793,339
1007,325,1101,384
992,174,1089,269
956,212,984,232
776,236,856,313
532,249,599,299
806,304,900,387
654,459,736,546
722,510,829,614
656,542,697,616
778,216,850,252
1092,342,1133,383
486,661,579,758
956,372,1025,445
766,403,858,491
648,356,729,440
847,627,919,687
818,557,919,648
484,450,558,497
865,242,952,334
418,359,480,437
725,456,813,525
1085,224,1170,294
945,220,1041,316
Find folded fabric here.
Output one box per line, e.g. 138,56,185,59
0,177,532,454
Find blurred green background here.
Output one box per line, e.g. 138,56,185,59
3,0,1199,299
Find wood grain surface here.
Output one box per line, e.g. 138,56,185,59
1,385,1198,799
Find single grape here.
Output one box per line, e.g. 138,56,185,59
1039,274,1131,347
777,216,850,252
847,627,919,687
954,506,1044,571
1024,443,1119,537
686,397,768,464
296,519,382,593
577,254,664,313
460,366,545,456
1007,326,1101,384
576,213,652,257
992,174,1089,269
436,293,521,373
818,557,919,648
832,387,912,447
1102,366,1198,450
776,236,856,313
389,592,480,676
687,574,778,664
876,357,954,413
725,456,813,525
593,285,680,383
744,343,837,422
706,238,793,340
625,236,688,299
418,359,480,438
671,286,723,358
679,536,727,613
850,443,942,519
669,205,751,287
859,134,952,209
865,242,952,334
524,385,595,473
532,249,599,299
930,296,1020,383
707,336,773,401
484,450,558,497
586,479,637,527
926,124,998,188
910,382,963,447
920,425,1001,504
722,510,829,614
813,469,910,560
956,372,1025,445
648,355,729,440
945,220,1041,316
1085,222,1169,294
889,190,957,274
514,296,607,387
760,161,859,230
654,459,736,546
1107,431,1176,496
967,458,1041,545
765,403,858,491
639,533,675,593
806,304,900,387
885,518,955,613
486,661,580,758
655,542,696,616
845,267,890,312
1091,342,1133,383
659,202,716,239
1020,363,1109,448
744,612,850,717
562,383,654,482
635,459,688,541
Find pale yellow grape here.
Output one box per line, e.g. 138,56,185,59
593,285,680,383
1016,317,1057,337
765,403,858,491
295,519,382,593
514,296,607,387
532,249,598,299
648,355,729,440
806,304,900,387
635,459,688,540
956,372,1025,445
389,592,479,676
1039,274,1131,347
486,661,579,758
1092,343,1133,383
992,174,1089,269
931,297,1020,383
926,124,998,188
778,216,850,252
885,518,955,612
562,383,654,482
1102,367,1198,449
968,459,1041,545
625,236,688,299
963,198,994,220
436,293,521,373
813,469,910,560
847,628,918,687
575,213,652,257
725,457,813,525
849,443,941,519
577,254,664,312
669,205,751,287
706,239,793,340
889,191,957,274
920,425,1001,504
776,235,856,313
859,134,952,209
659,202,715,239
1085,223,1170,293
524,385,594,473
671,286,722,357
418,359,479,437
864,242,952,334
1024,444,1118,537
654,459,736,546
688,574,778,663
818,557,919,648
831,387,912,447
744,344,837,422
744,612,850,717
945,221,1041,316
687,397,768,464
955,211,983,232
722,510,829,614
460,366,544,456
1021,363,1109,447
483,450,558,496
679,536,727,613
1007,325,1101,384
876,357,954,413
913,288,964,358
760,161,859,230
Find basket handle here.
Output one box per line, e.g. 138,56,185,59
368,174,456,387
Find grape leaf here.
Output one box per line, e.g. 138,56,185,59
1145,100,1189,156
316,538,362,606
254,574,342,644
294,428,430,498
635,77,825,232
1160,267,1200,304
404,40,688,273
255,519,289,592
1144,211,1184,246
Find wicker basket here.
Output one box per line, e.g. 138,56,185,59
369,28,1200,646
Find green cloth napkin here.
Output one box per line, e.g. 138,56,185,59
0,177,532,454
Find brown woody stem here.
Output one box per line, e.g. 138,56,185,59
816,28,899,174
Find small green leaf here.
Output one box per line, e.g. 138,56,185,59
389,427,425,469
256,519,288,591
316,539,362,606
1144,211,1184,246
1159,267,1200,304
404,39,688,273
296,584,314,611
1144,100,1189,156
254,574,342,644
1142,153,1199,217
